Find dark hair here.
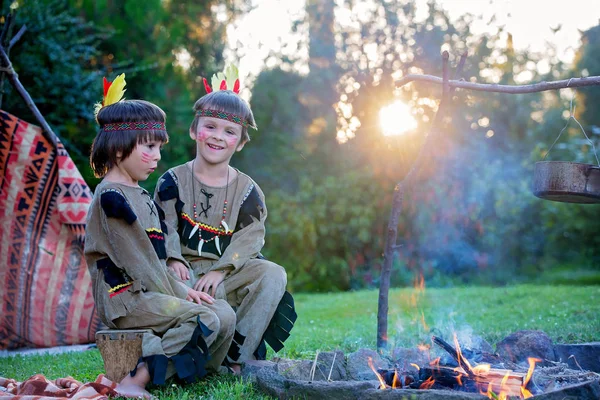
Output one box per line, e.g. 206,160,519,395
190,90,256,143
90,99,168,178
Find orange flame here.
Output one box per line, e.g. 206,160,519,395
453,333,473,372
472,363,491,375
392,370,399,388
419,376,435,390
417,343,430,352
420,311,429,331
429,357,441,367
410,272,425,306
367,356,387,389
414,272,425,291
521,357,541,398
496,371,510,399
483,382,506,399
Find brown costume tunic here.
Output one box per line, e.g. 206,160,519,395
155,163,296,363
84,180,235,384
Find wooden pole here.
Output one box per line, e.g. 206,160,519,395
0,39,60,147
395,74,600,93
0,12,15,109
377,51,466,350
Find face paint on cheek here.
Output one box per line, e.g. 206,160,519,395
225,136,240,147
141,152,152,164
196,130,210,142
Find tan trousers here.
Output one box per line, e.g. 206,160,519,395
113,292,235,381
190,257,287,363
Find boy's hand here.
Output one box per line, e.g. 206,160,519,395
167,259,190,280
194,270,226,297
186,287,214,305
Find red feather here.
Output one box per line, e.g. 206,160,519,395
103,77,112,104
203,78,212,94
220,80,227,90
233,79,240,94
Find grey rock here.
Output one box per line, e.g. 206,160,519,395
347,348,392,381
532,379,600,400
391,347,430,372
496,330,556,365
241,360,278,383
554,342,600,373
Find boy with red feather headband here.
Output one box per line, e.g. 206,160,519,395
154,65,297,374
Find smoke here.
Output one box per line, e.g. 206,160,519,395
400,127,546,285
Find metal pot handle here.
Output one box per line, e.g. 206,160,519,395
542,96,600,167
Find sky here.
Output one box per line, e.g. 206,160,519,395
227,0,600,80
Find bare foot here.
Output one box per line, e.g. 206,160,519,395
114,382,153,399
116,362,153,399
229,363,242,375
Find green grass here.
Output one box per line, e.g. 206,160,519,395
2,284,599,399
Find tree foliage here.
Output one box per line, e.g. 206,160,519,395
3,0,250,190
2,0,109,183
250,0,600,291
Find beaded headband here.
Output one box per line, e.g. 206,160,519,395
95,73,166,132
103,122,167,131
196,109,249,128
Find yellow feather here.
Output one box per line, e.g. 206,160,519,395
224,64,238,90
211,73,221,91
104,73,126,106
209,66,240,91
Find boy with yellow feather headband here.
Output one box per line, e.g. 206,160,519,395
155,65,297,374
85,74,236,398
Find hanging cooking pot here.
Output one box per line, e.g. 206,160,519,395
532,98,600,204
533,161,600,204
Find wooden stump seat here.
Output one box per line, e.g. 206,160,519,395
95,329,151,383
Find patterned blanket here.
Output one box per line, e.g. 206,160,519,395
0,110,101,349
0,374,118,399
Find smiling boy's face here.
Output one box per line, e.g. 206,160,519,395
191,116,246,167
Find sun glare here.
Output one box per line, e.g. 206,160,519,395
379,100,417,136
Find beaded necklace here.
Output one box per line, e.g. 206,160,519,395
190,159,230,255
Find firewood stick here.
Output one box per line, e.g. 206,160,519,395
327,351,337,381
309,350,320,382
431,336,475,377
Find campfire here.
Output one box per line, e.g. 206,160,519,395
248,273,599,399
369,335,541,399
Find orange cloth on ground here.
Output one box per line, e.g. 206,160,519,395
0,374,118,399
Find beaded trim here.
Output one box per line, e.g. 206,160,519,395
101,188,122,194
181,212,233,235
241,183,255,205
168,170,179,186
196,109,248,128
102,122,166,131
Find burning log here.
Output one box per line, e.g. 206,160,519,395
418,366,466,389
376,369,414,388
432,335,476,377
430,335,533,398
375,365,527,396
367,335,542,398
